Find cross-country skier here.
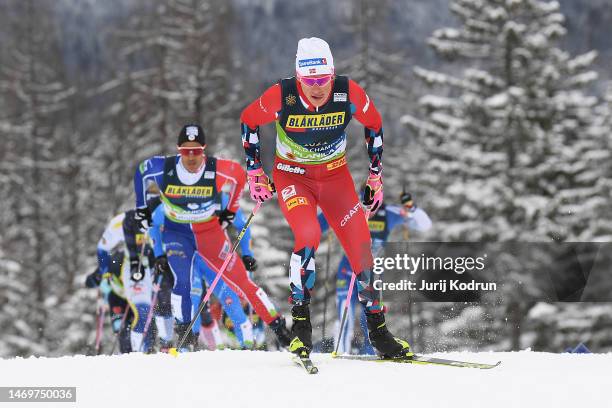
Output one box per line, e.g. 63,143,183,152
133,124,292,350
149,193,256,350
85,205,170,353
240,37,414,359
319,190,432,354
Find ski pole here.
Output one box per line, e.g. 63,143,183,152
332,207,370,356
110,231,148,354
136,274,163,352
170,201,263,356
95,302,106,355
94,291,106,355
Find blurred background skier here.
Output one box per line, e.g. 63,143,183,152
133,124,292,351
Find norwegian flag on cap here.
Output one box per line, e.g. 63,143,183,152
295,37,334,77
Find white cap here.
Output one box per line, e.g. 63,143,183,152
295,37,334,77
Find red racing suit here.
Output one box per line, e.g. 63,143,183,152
240,76,384,311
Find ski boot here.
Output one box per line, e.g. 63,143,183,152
269,316,293,349
175,323,200,352
366,312,413,359
288,304,312,358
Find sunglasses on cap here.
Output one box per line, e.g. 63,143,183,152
178,146,205,156
297,73,334,87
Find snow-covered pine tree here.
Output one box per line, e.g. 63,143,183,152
402,0,608,242
400,0,611,352
0,0,86,357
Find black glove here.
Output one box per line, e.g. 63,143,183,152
134,207,152,232
218,209,236,229
153,255,172,284
242,255,258,272
129,258,145,282
85,269,102,288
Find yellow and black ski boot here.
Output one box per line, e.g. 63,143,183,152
366,312,414,359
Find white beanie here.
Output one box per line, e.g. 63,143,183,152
295,37,334,77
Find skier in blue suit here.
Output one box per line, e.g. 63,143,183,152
149,192,258,349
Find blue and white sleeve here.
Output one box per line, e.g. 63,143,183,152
150,205,166,258
134,156,166,208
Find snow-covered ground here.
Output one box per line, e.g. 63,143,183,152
0,350,609,408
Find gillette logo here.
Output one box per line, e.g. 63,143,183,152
277,163,306,175
298,58,327,67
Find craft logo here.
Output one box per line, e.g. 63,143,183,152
368,220,386,231
340,202,361,227
164,185,213,198
298,58,327,67
326,156,346,171
285,94,297,106
286,196,309,210
277,162,306,175
286,112,346,129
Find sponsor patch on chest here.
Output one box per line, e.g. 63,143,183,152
286,112,346,129
164,185,213,198
333,92,347,102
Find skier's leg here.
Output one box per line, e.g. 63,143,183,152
272,167,322,355
163,227,200,350
359,304,375,355
335,256,354,354
319,165,412,358
193,223,278,324
200,260,253,348
108,291,132,353
121,254,154,352
154,275,174,350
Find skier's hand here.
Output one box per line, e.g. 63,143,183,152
363,171,383,215
129,258,145,282
153,255,173,286
134,206,152,232
218,209,236,229
85,269,102,288
242,255,258,272
247,168,275,202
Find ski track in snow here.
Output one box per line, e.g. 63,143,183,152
0,350,609,408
